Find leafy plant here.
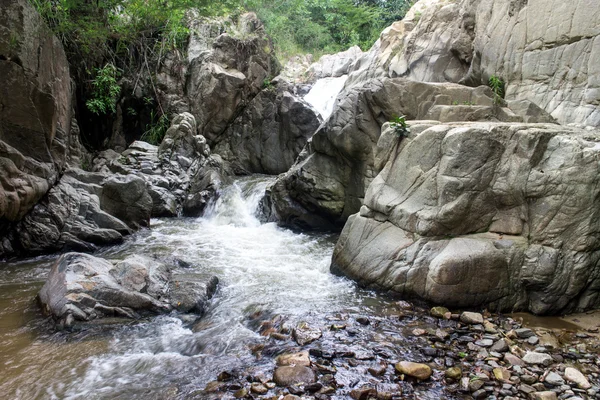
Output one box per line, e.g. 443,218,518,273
488,75,505,104
141,111,171,145
390,115,410,137
85,63,121,115
458,352,468,358
263,78,275,90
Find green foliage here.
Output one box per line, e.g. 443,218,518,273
141,111,170,145
390,115,410,137
243,0,414,59
489,75,505,104
85,63,121,115
262,78,275,90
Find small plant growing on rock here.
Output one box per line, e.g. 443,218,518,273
390,115,410,137
263,78,275,91
488,75,505,104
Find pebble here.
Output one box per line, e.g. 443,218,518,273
515,328,535,338
445,366,462,380
545,371,565,386
430,306,450,318
491,339,509,353
564,367,592,389
475,339,494,347
530,391,558,400
395,361,432,380
504,353,526,367
460,312,484,325
523,352,553,366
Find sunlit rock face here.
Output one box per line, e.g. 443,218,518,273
347,0,600,127
331,121,600,314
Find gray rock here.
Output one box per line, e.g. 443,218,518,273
38,252,218,327
490,339,509,353
100,174,152,229
330,122,600,314
515,328,535,338
344,0,599,127
523,352,553,366
545,372,565,386
215,83,320,175
460,312,484,325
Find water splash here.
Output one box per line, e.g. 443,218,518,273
304,75,348,120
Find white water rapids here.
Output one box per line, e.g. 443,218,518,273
304,75,348,120
0,176,381,399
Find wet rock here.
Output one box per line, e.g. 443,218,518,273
395,361,432,380
515,328,535,339
273,365,316,387
472,389,487,399
564,367,591,389
250,383,268,394
277,351,311,367
292,323,322,346
460,312,484,325
350,386,377,400
523,352,553,366
38,252,218,326
445,367,462,381
355,316,370,325
233,387,247,398
100,174,152,229
368,362,387,377
475,339,494,347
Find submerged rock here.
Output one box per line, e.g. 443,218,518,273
38,252,218,328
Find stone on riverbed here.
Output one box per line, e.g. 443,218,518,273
395,361,432,380
273,365,316,386
38,252,218,328
564,367,591,389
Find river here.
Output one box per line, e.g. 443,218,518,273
1,176,439,399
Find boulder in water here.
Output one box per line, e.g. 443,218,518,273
38,253,219,328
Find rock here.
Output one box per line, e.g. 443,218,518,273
330,122,600,314
460,312,484,325
273,366,316,387
491,339,509,353
292,323,322,346
529,392,558,400
523,352,553,367
38,252,218,326
250,383,268,394
186,13,280,146
475,339,493,347
395,361,432,380
430,306,450,318
544,372,564,386
368,362,387,377
515,328,535,339
349,386,377,400
344,0,598,127
215,82,320,175
306,46,363,81
264,80,527,231
277,351,311,367
445,367,462,381
493,367,510,382
504,353,526,367
100,174,152,229
564,367,591,389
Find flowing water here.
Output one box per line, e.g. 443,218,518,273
0,176,422,400
304,75,348,120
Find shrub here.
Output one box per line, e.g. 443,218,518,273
85,63,121,115
390,115,410,137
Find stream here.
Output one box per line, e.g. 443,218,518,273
0,176,438,400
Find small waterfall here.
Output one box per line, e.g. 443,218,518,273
304,75,348,120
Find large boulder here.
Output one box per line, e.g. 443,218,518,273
100,174,152,229
214,81,321,175
346,0,600,127
331,122,600,314
263,78,550,229
39,252,219,328
186,12,280,145
0,0,73,228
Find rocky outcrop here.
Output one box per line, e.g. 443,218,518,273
263,78,553,229
95,113,223,218
331,122,600,314
306,45,363,82
186,12,280,145
346,0,600,127
1,113,222,257
39,252,219,328
0,0,73,224
214,81,321,175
